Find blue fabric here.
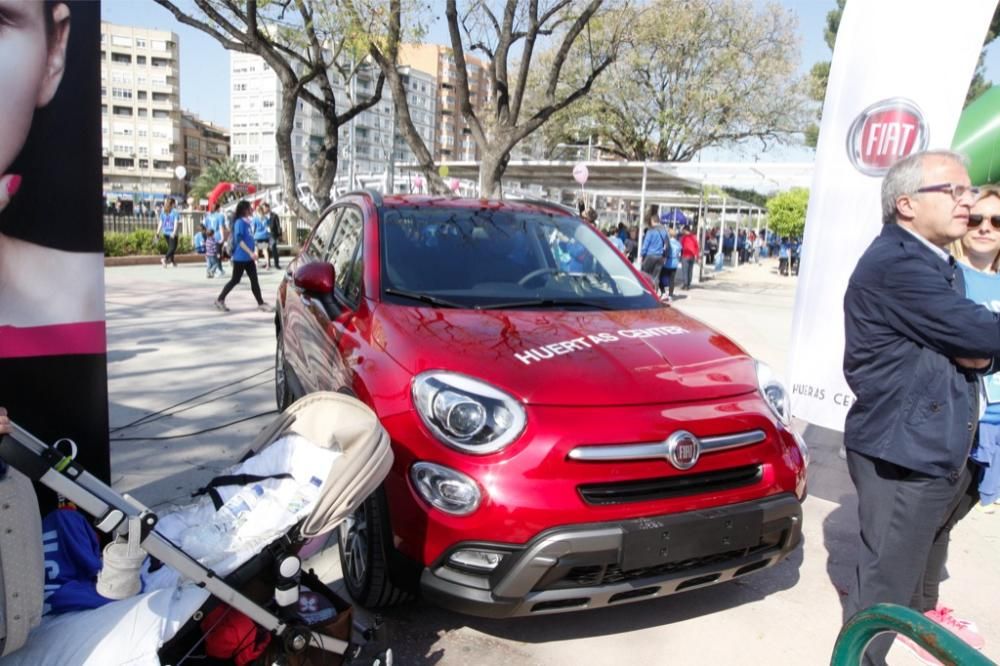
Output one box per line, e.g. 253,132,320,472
203,212,226,238
42,508,113,614
664,238,682,269
159,211,178,236
252,215,270,241
958,263,1000,424
194,231,206,254
972,422,1000,504
843,223,1000,477
232,218,255,261
640,227,666,258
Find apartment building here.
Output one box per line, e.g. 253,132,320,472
181,112,230,196
397,44,490,163
100,22,183,206
229,52,436,191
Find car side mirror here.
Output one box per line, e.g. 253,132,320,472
293,262,336,296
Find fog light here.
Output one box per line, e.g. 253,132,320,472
448,549,506,572
411,462,482,515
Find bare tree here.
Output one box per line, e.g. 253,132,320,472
344,0,453,195
152,0,385,224
449,0,622,197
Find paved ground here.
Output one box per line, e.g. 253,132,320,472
103,257,1000,666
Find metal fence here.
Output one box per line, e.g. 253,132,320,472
103,215,161,234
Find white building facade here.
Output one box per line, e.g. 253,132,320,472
101,22,183,207
229,52,436,192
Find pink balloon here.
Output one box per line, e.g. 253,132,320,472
413,175,425,190
450,178,460,192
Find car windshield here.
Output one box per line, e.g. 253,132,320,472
379,206,657,310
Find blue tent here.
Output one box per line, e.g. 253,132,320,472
660,208,689,226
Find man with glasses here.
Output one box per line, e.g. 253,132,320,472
843,150,997,664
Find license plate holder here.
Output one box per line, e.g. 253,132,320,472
620,508,763,571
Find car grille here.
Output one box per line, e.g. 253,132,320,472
577,464,763,505
556,535,782,589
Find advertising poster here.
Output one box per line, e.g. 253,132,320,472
0,1,109,499
786,0,998,431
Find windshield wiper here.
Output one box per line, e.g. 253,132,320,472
383,287,464,309
476,298,616,311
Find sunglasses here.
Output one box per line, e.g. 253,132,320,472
967,214,1000,230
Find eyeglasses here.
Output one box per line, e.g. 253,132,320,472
967,214,1000,230
915,183,981,201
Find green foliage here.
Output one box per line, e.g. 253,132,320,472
189,159,260,202
766,188,810,239
537,0,807,162
722,187,768,208
104,230,193,257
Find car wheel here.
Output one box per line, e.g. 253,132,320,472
275,334,294,412
338,487,412,608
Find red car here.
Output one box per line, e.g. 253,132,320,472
274,192,807,617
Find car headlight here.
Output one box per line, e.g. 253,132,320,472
755,361,790,426
412,372,526,454
411,462,482,515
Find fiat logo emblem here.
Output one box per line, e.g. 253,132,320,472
665,430,701,470
846,98,928,177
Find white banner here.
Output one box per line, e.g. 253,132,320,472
787,0,999,431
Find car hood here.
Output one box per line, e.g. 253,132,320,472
372,304,760,406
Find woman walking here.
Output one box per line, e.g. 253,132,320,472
215,200,271,312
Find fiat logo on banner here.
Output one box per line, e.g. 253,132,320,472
846,98,928,176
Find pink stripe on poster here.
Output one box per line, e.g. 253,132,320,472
0,321,106,359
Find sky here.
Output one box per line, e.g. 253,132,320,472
101,0,1000,162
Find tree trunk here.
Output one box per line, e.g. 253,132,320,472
276,83,318,227
478,150,509,199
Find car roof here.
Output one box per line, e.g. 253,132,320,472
351,193,578,218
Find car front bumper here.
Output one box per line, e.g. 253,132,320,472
420,492,802,618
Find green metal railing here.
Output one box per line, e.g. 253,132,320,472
831,603,995,665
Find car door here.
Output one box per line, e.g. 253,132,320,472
312,204,365,393
282,207,341,393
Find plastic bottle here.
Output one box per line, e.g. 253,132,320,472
180,484,264,563
235,476,324,551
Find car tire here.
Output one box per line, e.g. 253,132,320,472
338,486,413,608
275,333,295,412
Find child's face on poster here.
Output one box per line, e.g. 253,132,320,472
0,1,69,176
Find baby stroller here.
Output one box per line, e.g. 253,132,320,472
0,392,393,665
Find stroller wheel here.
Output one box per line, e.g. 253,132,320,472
339,488,413,608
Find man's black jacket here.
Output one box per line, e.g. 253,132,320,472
844,222,1000,478
267,213,281,241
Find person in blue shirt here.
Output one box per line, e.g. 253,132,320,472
951,187,1000,518
215,200,271,312
777,237,791,276
155,197,180,267
251,203,271,270
639,212,667,288
202,202,228,272
659,227,682,301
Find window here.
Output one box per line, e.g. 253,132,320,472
263,99,275,108
308,208,340,258
234,83,247,91
113,157,133,168
101,104,107,114
137,55,146,65
186,137,201,151
137,146,148,155
152,92,170,102
136,38,147,48
111,35,132,47
153,160,171,170
138,108,148,117
151,40,168,51
138,129,147,137
112,87,132,99
137,91,147,100
112,105,133,117
151,57,170,67
152,109,170,119
329,207,364,306
111,52,132,64
113,143,131,154
139,159,149,169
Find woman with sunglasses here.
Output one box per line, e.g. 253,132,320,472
951,187,1000,515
